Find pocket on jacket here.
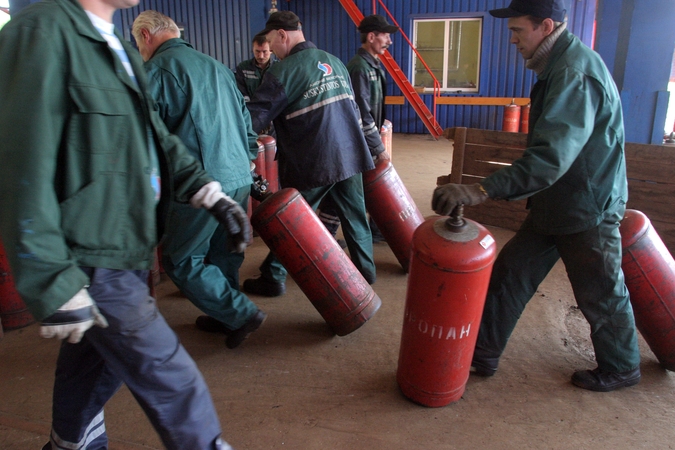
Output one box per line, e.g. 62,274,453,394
68,84,138,154
60,174,127,251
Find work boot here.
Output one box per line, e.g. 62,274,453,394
470,355,499,377
226,310,267,349
243,276,286,297
195,315,232,335
571,367,641,392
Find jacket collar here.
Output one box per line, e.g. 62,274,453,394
289,40,317,57
537,28,574,80
153,38,194,57
59,0,108,43
357,47,381,69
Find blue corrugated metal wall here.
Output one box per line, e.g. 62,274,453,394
118,0,596,134
275,0,596,134
118,0,250,70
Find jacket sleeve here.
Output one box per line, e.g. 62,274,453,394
481,67,599,200
0,23,89,320
350,67,385,157
247,72,289,134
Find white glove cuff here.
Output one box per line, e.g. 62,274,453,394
59,288,94,310
190,181,225,209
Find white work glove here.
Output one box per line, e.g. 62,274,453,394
191,181,252,253
432,183,489,216
40,288,108,344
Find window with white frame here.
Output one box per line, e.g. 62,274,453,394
412,17,482,93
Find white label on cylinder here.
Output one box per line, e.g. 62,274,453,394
479,234,495,249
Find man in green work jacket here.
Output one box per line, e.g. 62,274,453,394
432,0,641,392
0,0,246,448
133,10,266,349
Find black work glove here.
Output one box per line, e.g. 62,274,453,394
432,183,489,216
190,182,252,253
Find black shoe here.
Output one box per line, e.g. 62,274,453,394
371,230,385,244
571,367,641,392
195,315,232,335
336,238,348,249
226,310,267,349
470,355,499,377
243,277,286,297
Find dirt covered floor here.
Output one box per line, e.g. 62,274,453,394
1,133,674,449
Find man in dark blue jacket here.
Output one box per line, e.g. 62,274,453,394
243,11,377,296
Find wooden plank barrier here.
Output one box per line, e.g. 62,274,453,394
438,127,675,255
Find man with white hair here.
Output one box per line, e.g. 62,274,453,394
132,10,266,349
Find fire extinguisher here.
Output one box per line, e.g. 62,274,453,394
0,239,36,330
502,99,521,133
251,188,381,336
620,209,675,371
397,206,497,407
519,103,530,133
363,159,424,272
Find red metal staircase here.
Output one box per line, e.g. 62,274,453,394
338,0,444,138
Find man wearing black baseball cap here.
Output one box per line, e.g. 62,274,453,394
243,11,377,296
433,0,642,392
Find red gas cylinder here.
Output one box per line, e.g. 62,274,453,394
0,239,36,330
519,103,530,133
249,139,268,217
363,159,424,272
258,135,279,193
251,188,381,336
620,209,675,371
502,100,521,133
397,207,497,407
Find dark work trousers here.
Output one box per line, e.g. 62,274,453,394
474,211,640,373
161,185,258,329
48,268,228,450
259,173,376,283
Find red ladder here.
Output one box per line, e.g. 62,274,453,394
338,0,444,138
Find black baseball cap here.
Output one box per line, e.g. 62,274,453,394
489,0,567,22
257,11,302,36
358,15,399,34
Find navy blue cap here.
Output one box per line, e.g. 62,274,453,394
489,0,567,22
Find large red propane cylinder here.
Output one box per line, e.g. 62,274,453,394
519,103,530,133
502,100,521,133
619,209,675,371
258,134,279,193
397,207,497,407
363,159,424,272
0,239,36,330
251,188,381,336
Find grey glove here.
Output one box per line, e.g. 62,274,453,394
432,183,489,216
40,288,108,344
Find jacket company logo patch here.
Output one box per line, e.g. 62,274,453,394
317,61,333,76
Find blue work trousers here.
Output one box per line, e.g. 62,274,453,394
48,268,228,450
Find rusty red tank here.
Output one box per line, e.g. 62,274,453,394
258,134,279,193
397,207,497,407
620,209,675,371
0,239,36,330
363,159,424,272
251,188,381,336
519,103,530,133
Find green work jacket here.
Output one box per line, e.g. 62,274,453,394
0,0,212,319
144,38,258,193
482,29,628,235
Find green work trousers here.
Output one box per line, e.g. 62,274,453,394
475,210,640,373
161,186,257,329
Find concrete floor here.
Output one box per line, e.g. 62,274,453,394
1,133,674,449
